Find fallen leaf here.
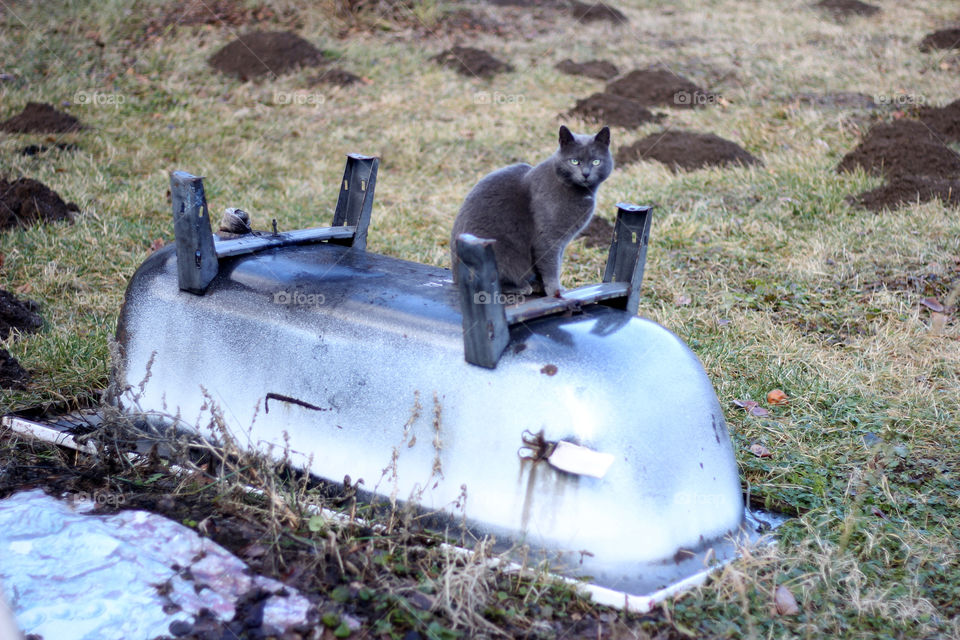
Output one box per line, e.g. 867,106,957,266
407,591,434,611
149,238,165,253
734,400,771,417
920,297,945,313
766,389,788,405
15,283,32,294
750,443,772,458
774,585,800,616
675,293,692,306
242,543,268,559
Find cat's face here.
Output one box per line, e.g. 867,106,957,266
554,126,613,189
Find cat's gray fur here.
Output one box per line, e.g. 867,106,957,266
450,126,613,297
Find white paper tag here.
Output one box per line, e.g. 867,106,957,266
547,441,615,478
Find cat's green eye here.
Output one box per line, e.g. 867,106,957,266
591,159,601,166
569,159,580,165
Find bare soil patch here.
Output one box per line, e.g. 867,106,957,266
432,46,513,78
556,58,619,80
0,177,79,231
576,215,614,249
606,69,712,109
792,92,877,109
918,27,960,52
836,119,960,180
568,92,663,129
815,0,880,18
435,8,514,36
616,130,761,172
208,30,329,81
919,98,960,142
335,0,528,38
0,102,82,134
141,0,279,42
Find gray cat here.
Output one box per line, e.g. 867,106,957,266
451,126,613,298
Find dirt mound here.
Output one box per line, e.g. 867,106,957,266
577,215,614,248
0,289,42,341
487,0,563,6
0,177,79,231
556,59,619,80
841,118,960,210
606,69,712,109
793,92,876,109
616,130,761,172
310,68,363,87
432,46,513,78
208,31,328,81
0,288,40,389
816,0,879,18
142,0,278,41
568,92,663,129
836,120,960,180
851,175,960,212
0,102,82,134
919,98,960,142
918,27,960,52
19,143,79,156
0,348,29,390
570,0,627,23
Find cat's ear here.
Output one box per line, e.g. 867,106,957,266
558,125,575,147
594,126,611,147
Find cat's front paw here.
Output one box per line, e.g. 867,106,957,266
503,283,534,296
544,284,566,298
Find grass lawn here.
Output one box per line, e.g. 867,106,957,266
1,0,958,637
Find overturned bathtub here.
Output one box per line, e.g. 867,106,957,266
113,156,753,599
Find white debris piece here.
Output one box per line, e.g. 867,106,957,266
0,490,312,640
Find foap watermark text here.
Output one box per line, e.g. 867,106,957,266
674,90,720,106
473,291,526,305
273,290,326,307
74,90,125,106
474,91,526,106
274,91,326,106
874,93,927,108
72,490,126,507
